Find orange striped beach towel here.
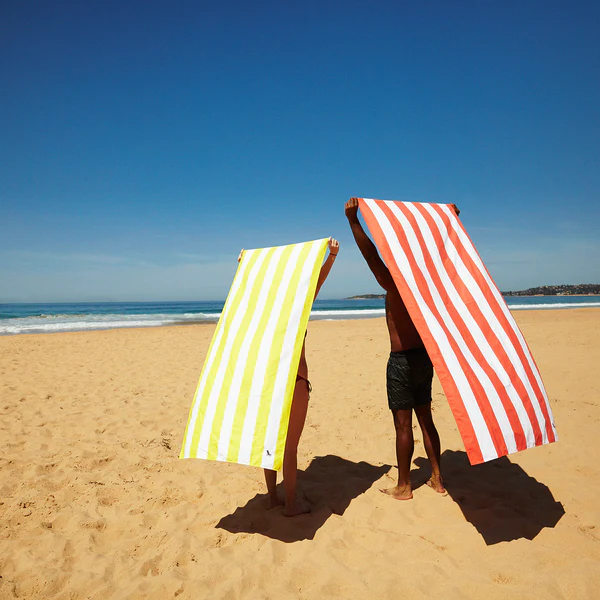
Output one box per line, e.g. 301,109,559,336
358,198,557,465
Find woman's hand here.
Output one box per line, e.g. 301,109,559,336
328,238,339,257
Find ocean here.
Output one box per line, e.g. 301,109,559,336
1,296,599,335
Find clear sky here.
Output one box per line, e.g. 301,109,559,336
1,0,599,302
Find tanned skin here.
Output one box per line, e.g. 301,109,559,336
238,237,339,516
345,198,459,500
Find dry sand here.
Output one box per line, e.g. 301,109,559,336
1,309,599,599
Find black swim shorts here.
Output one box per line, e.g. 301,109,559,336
386,347,433,411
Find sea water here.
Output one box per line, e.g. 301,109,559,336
1,296,599,335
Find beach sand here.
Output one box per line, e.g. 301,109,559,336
1,309,599,599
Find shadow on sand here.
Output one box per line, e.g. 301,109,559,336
412,449,565,545
216,455,390,542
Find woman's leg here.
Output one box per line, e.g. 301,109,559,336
282,378,310,516
263,468,282,508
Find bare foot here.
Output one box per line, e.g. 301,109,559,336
283,501,311,517
426,475,447,495
380,485,413,500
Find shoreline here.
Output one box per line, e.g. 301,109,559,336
2,305,600,337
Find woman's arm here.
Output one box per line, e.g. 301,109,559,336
314,238,339,299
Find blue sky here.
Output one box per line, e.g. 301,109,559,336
1,0,599,302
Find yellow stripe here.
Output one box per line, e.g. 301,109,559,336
179,258,248,458
272,240,329,469
180,238,329,469
184,249,262,458
226,244,294,463
205,247,277,460
249,241,314,467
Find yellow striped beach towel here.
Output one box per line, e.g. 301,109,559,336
180,238,329,471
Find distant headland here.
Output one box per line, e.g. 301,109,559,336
346,284,600,300
501,284,600,296
345,294,386,300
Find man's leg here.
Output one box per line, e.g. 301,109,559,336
281,378,310,516
381,408,414,500
414,403,445,494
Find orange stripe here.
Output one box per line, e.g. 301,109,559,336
376,200,510,458
358,198,487,463
430,203,555,444
438,205,548,446
408,202,534,450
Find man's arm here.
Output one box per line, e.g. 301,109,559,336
344,197,395,291
314,237,339,299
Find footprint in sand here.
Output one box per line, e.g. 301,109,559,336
80,518,107,531
140,555,162,577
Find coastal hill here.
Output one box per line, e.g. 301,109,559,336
502,284,600,296
346,284,600,300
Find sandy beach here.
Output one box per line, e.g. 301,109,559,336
1,309,599,599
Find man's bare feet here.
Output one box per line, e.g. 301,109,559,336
426,475,447,495
380,484,413,500
283,501,311,517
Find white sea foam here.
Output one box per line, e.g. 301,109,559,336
0,312,222,335
310,309,385,319
311,301,600,319
506,301,600,310
2,300,598,335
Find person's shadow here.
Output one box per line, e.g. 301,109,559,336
216,455,391,543
412,449,565,545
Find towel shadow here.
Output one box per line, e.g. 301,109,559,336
412,449,564,545
216,455,390,542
